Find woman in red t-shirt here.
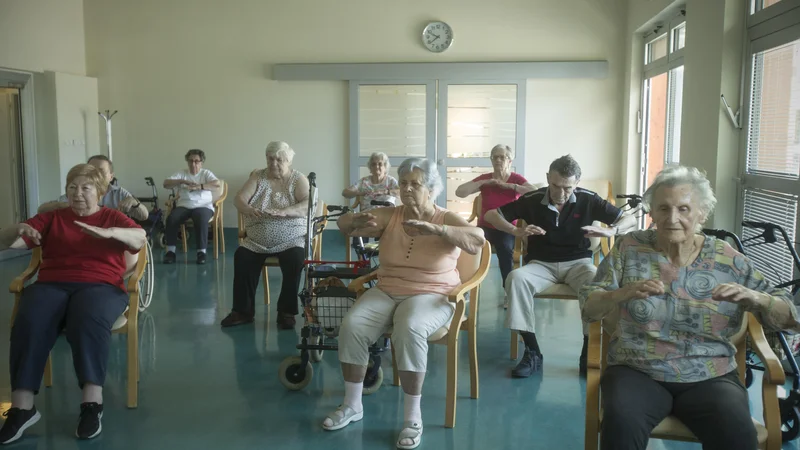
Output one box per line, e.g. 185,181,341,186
0,164,145,444
455,144,536,290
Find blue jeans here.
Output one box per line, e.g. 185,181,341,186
10,282,128,393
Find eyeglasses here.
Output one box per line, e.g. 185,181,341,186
490,155,509,161
188,159,202,163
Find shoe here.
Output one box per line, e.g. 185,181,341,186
0,407,41,444
322,405,363,431
163,251,176,264
512,349,543,378
196,252,207,265
221,311,254,328
396,421,423,449
277,313,296,330
76,402,103,440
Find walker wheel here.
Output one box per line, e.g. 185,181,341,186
362,358,383,395
279,356,313,391
158,232,166,248
782,403,800,442
745,367,753,388
309,335,324,363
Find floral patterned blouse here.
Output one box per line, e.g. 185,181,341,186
579,229,797,383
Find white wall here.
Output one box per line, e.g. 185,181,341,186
53,73,101,188
0,0,86,75
83,0,627,227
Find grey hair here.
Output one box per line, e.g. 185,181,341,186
643,165,717,220
265,141,295,163
368,152,390,169
549,154,582,180
397,158,443,198
490,144,514,159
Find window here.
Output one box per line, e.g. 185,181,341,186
739,0,800,289
640,14,686,202
751,0,787,14
357,85,427,157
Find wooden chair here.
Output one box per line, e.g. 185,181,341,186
348,240,492,428
9,246,146,408
584,313,783,450
509,180,615,359
344,196,361,262
237,202,327,305
167,181,228,259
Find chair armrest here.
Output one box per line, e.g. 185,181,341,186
237,213,247,239
587,321,602,370
446,268,489,304
125,250,147,294
748,314,786,386
9,248,41,294
348,272,378,295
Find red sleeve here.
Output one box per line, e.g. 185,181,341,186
472,173,492,182
21,211,56,248
510,173,528,185
106,209,144,254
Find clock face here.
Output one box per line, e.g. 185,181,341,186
422,22,453,53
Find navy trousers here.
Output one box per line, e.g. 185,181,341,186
10,282,128,393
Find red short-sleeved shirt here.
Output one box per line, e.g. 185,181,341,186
473,172,528,228
22,207,142,291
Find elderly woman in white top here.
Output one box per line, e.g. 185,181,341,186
162,149,221,265
342,152,400,211
221,141,310,330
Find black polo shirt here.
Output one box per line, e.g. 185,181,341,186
497,187,622,263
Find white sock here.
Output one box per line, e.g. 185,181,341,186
343,381,363,412
404,393,422,424
198,248,206,254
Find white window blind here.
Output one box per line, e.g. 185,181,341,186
746,38,800,179
741,188,798,287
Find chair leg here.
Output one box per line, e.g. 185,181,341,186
585,368,601,450
180,225,188,253
127,326,139,408
391,341,400,387
468,329,479,399
213,222,219,260
220,218,226,254
44,354,53,388
510,331,519,360
263,266,271,305
445,336,459,428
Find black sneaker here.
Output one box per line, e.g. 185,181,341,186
76,403,103,440
511,349,543,378
196,252,207,265
163,251,176,264
0,406,41,444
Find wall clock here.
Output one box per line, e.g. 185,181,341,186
422,21,453,53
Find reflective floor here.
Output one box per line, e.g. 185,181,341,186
0,230,797,449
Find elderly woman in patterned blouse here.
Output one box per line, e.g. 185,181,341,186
220,141,310,330
580,165,799,450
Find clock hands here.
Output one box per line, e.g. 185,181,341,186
427,33,441,44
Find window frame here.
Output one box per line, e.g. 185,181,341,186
736,0,800,286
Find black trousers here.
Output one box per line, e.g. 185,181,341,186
166,206,214,250
10,282,128,393
232,246,304,317
600,365,758,450
481,227,516,287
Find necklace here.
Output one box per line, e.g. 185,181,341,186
676,238,699,267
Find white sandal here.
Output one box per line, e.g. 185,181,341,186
322,405,363,431
396,421,423,449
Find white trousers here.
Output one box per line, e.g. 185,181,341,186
338,287,454,373
505,258,596,335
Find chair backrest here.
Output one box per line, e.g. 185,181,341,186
456,242,484,284
467,195,482,224
210,180,227,203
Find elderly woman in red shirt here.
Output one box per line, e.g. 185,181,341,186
0,164,146,444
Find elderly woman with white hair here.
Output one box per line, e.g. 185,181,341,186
455,144,535,289
580,165,799,450
342,152,400,211
220,141,310,330
323,158,485,449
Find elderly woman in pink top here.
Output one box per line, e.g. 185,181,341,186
455,144,535,288
323,158,485,449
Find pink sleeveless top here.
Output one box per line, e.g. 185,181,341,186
377,206,461,296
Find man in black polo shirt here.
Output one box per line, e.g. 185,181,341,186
485,155,637,378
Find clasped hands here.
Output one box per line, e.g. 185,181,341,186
616,279,764,308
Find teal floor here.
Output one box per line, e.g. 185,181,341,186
0,229,797,449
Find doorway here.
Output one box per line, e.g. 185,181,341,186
0,87,26,226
